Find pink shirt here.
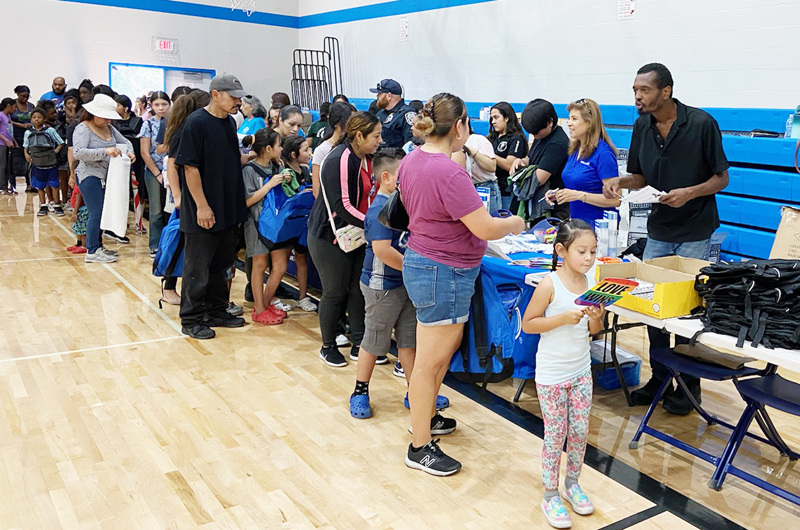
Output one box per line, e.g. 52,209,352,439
399,148,487,268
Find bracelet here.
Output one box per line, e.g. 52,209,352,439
581,192,587,202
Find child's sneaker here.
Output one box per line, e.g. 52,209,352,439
37,205,48,217
541,496,572,529
405,439,461,476
375,355,389,365
54,204,65,217
48,201,55,212
561,484,594,515
393,361,405,378
336,334,350,347
408,413,457,435
226,301,244,317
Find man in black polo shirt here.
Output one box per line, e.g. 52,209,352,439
604,63,729,415
371,79,416,148
511,98,570,220
176,74,250,339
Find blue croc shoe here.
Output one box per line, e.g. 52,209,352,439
350,394,372,419
404,392,450,410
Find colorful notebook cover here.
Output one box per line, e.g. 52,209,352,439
575,278,639,307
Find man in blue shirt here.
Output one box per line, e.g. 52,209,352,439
371,79,416,148
40,77,67,108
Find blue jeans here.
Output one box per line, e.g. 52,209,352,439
144,168,166,251
501,194,513,212
475,180,502,214
77,176,105,253
643,236,711,383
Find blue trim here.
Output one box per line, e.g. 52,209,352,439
58,0,298,28
57,0,498,28
299,0,497,28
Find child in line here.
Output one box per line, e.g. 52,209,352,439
521,219,604,529
23,108,65,216
275,135,316,313
67,186,88,254
349,148,449,419
243,128,288,324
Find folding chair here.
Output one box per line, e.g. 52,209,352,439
709,374,800,506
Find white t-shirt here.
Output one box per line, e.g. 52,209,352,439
312,139,334,168
464,134,496,184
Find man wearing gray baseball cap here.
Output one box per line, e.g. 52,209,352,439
174,73,250,339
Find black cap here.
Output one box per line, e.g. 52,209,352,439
369,79,402,96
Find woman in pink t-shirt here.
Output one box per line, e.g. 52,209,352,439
400,93,525,477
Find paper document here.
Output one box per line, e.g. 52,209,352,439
575,278,639,307
623,186,666,204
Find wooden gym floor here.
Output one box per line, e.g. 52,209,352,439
0,183,798,529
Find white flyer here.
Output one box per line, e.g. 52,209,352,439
622,186,666,204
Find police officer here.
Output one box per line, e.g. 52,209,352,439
369,79,416,148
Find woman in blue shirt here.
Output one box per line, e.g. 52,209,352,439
552,98,620,225
238,95,267,145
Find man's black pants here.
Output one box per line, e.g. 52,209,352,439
180,225,238,326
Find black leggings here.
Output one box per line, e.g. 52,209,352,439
307,233,365,347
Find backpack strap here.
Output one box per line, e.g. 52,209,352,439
164,232,185,278
246,161,271,184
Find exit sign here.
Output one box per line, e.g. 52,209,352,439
152,37,177,53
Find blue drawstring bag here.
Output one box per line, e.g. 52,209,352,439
153,209,184,278
257,185,315,248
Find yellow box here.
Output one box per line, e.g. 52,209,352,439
645,256,710,276
596,262,702,319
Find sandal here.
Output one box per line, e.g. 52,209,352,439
253,308,283,325
404,392,450,410
350,394,372,419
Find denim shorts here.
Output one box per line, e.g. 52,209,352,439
31,166,59,189
402,248,480,326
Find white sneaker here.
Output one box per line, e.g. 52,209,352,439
48,201,55,212
336,334,350,347
100,247,118,257
271,298,292,312
85,251,116,263
295,296,318,312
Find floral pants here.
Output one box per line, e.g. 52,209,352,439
536,369,593,490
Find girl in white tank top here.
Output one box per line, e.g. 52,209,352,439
521,219,605,529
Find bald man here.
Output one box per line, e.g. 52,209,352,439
41,77,67,108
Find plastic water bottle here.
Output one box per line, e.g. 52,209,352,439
786,114,794,138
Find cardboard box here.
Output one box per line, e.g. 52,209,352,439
770,206,800,259
596,262,702,319
645,256,710,276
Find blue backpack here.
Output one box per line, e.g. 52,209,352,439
153,209,184,281
251,163,315,247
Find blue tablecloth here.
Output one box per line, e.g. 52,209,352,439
475,252,549,380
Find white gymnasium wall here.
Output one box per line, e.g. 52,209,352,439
4,0,298,104
298,0,800,109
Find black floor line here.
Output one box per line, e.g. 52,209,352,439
442,374,747,530
597,506,666,530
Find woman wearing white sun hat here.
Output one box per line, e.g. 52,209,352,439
73,94,135,263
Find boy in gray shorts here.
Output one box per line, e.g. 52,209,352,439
350,148,449,418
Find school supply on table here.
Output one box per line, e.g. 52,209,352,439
574,278,639,307
509,257,554,269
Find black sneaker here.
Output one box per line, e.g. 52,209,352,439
37,205,48,217
244,283,254,303
104,231,130,244
405,439,461,476
375,355,389,365
393,361,405,378
663,379,701,416
408,413,457,435
182,323,216,339
204,312,246,328
54,204,65,217
630,377,670,406
349,344,360,361
320,345,348,367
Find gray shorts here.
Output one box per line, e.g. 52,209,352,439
359,283,417,355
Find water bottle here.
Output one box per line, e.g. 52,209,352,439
786,114,794,138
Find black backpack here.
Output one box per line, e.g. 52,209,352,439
27,129,58,168
692,259,800,349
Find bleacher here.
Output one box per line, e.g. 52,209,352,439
346,97,798,261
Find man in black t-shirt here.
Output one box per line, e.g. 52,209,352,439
603,63,729,415
175,74,250,339
511,99,570,219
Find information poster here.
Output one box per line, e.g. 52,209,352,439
399,15,408,41
618,0,636,20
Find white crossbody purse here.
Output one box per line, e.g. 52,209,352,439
319,151,366,253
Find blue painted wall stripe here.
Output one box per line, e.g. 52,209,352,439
298,0,497,28
56,0,498,28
